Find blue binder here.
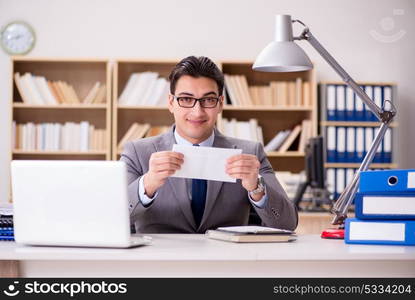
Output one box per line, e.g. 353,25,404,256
345,218,415,245
354,192,415,219
359,169,415,193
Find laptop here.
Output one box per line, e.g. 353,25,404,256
11,160,151,248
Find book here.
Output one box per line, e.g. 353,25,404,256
83,82,101,104
264,130,290,152
206,226,296,243
278,124,302,152
354,192,415,220
345,218,415,245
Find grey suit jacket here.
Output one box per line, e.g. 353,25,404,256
120,126,298,233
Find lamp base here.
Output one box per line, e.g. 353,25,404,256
321,228,344,239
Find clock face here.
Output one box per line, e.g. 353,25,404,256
1,21,35,55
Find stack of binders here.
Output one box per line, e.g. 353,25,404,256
345,169,415,246
0,216,14,241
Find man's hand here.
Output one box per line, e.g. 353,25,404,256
226,154,260,192
143,151,184,198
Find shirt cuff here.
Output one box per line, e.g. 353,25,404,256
248,187,268,208
139,176,157,206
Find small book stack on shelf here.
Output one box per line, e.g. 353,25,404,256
12,121,107,151
118,72,169,106
345,169,415,245
217,118,264,144
206,226,296,243
225,74,311,107
117,123,170,151
0,205,14,242
14,72,106,105
264,119,312,153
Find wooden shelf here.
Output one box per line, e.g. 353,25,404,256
13,103,107,109
325,163,398,169
266,151,305,157
117,105,168,110
223,105,313,112
13,150,107,155
321,121,398,127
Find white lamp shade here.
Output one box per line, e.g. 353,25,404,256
253,14,313,72
253,41,313,72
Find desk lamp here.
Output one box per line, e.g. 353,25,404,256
253,15,396,239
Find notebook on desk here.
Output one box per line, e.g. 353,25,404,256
11,160,151,248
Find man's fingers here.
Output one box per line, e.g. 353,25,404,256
227,166,255,175
153,163,181,172
154,151,184,160
152,156,184,166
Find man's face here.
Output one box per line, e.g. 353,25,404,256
168,75,223,144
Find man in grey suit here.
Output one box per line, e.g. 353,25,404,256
121,56,298,233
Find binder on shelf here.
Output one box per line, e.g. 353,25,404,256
373,86,383,122
355,87,365,121
359,169,415,193
336,127,346,162
373,128,382,163
345,86,355,121
346,127,355,163
355,127,364,163
326,85,336,121
336,85,346,121
326,126,336,162
364,127,373,162
354,192,415,220
363,85,374,121
383,128,392,163
345,218,415,246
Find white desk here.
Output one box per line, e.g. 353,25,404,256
0,234,414,277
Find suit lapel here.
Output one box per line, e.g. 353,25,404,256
155,126,196,230
200,129,238,229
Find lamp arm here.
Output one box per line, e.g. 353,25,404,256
293,21,397,225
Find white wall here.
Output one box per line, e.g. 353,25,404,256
1,0,414,203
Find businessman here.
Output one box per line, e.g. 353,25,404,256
120,56,298,233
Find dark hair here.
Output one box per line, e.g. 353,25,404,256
168,56,224,96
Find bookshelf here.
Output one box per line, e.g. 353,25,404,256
319,81,398,199
221,61,317,173
112,59,176,159
11,57,112,161
10,57,317,174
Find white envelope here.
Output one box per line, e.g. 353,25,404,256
172,144,242,182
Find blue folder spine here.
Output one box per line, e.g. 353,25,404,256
354,192,415,219
345,218,415,245
359,169,415,193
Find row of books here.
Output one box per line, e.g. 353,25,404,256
326,126,392,163
14,72,106,105
118,72,169,106
217,118,264,144
12,121,107,151
345,169,415,246
225,74,311,107
321,83,394,122
117,124,170,151
264,120,312,153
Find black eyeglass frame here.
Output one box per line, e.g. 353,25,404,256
171,95,222,108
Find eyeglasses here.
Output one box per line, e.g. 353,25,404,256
172,95,220,108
